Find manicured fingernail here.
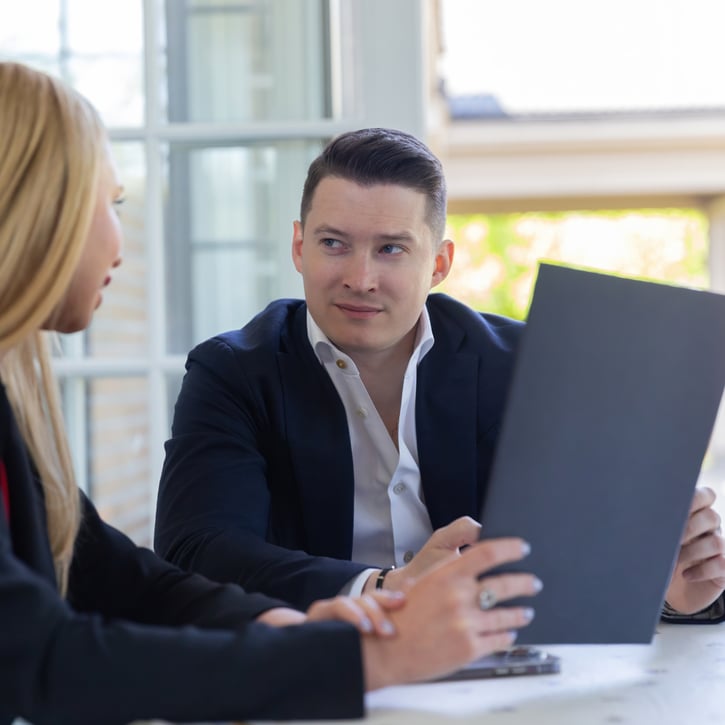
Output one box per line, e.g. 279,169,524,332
380,620,396,636
521,541,531,556
532,577,543,592
360,617,373,633
508,630,518,644
523,608,535,622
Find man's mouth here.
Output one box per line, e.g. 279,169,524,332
335,303,382,318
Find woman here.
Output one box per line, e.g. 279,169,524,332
0,62,539,725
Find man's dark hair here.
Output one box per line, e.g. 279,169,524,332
300,127,447,242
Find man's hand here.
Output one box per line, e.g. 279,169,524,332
361,537,541,689
665,486,725,614
364,515,482,593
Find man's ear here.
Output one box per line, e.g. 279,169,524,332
292,220,304,273
431,239,454,288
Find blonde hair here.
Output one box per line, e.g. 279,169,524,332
0,62,106,593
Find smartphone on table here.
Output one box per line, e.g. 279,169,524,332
434,646,561,682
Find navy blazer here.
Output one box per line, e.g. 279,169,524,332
156,293,524,609
0,384,364,725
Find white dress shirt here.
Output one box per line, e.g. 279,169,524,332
307,310,435,595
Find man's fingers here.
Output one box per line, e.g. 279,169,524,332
429,516,482,550
689,486,716,514
682,506,721,545
680,532,725,569
682,554,725,583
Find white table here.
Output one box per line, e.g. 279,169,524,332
266,622,725,724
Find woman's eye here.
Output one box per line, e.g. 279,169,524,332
111,197,126,217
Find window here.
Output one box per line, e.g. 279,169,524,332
2,0,333,542
1,0,430,544
438,0,725,492
440,0,725,116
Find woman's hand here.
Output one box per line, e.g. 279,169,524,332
307,590,406,636
361,537,541,690
256,590,406,637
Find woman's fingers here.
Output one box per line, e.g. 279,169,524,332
306,591,405,637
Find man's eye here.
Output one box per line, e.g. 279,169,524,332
380,244,404,255
322,238,343,248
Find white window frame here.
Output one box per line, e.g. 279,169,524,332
51,0,431,540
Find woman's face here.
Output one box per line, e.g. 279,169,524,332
45,148,124,334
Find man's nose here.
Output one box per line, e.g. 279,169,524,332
342,254,377,292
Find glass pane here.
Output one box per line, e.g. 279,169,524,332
164,139,319,353
441,0,725,116
66,0,143,54
67,57,144,127
65,0,144,126
61,376,151,546
166,374,184,431
0,1,61,54
60,142,148,359
165,0,330,123
440,207,724,507
0,0,144,126
440,209,708,320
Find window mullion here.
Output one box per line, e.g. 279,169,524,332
143,0,170,539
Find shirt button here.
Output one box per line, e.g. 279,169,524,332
403,550,414,563
356,407,368,418
336,359,347,369
393,482,406,495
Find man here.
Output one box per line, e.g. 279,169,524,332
155,127,725,621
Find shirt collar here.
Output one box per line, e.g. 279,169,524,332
306,304,435,370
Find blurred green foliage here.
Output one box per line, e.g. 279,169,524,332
438,209,709,321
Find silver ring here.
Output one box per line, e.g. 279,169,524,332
478,588,497,611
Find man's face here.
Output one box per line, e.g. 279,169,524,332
292,176,453,363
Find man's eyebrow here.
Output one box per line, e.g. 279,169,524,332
312,225,348,238
311,226,416,243
375,231,415,243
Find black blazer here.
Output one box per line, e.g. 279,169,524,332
156,293,524,608
0,384,364,725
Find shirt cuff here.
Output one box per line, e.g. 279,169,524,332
338,568,379,597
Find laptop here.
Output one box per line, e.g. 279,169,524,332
478,262,725,645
